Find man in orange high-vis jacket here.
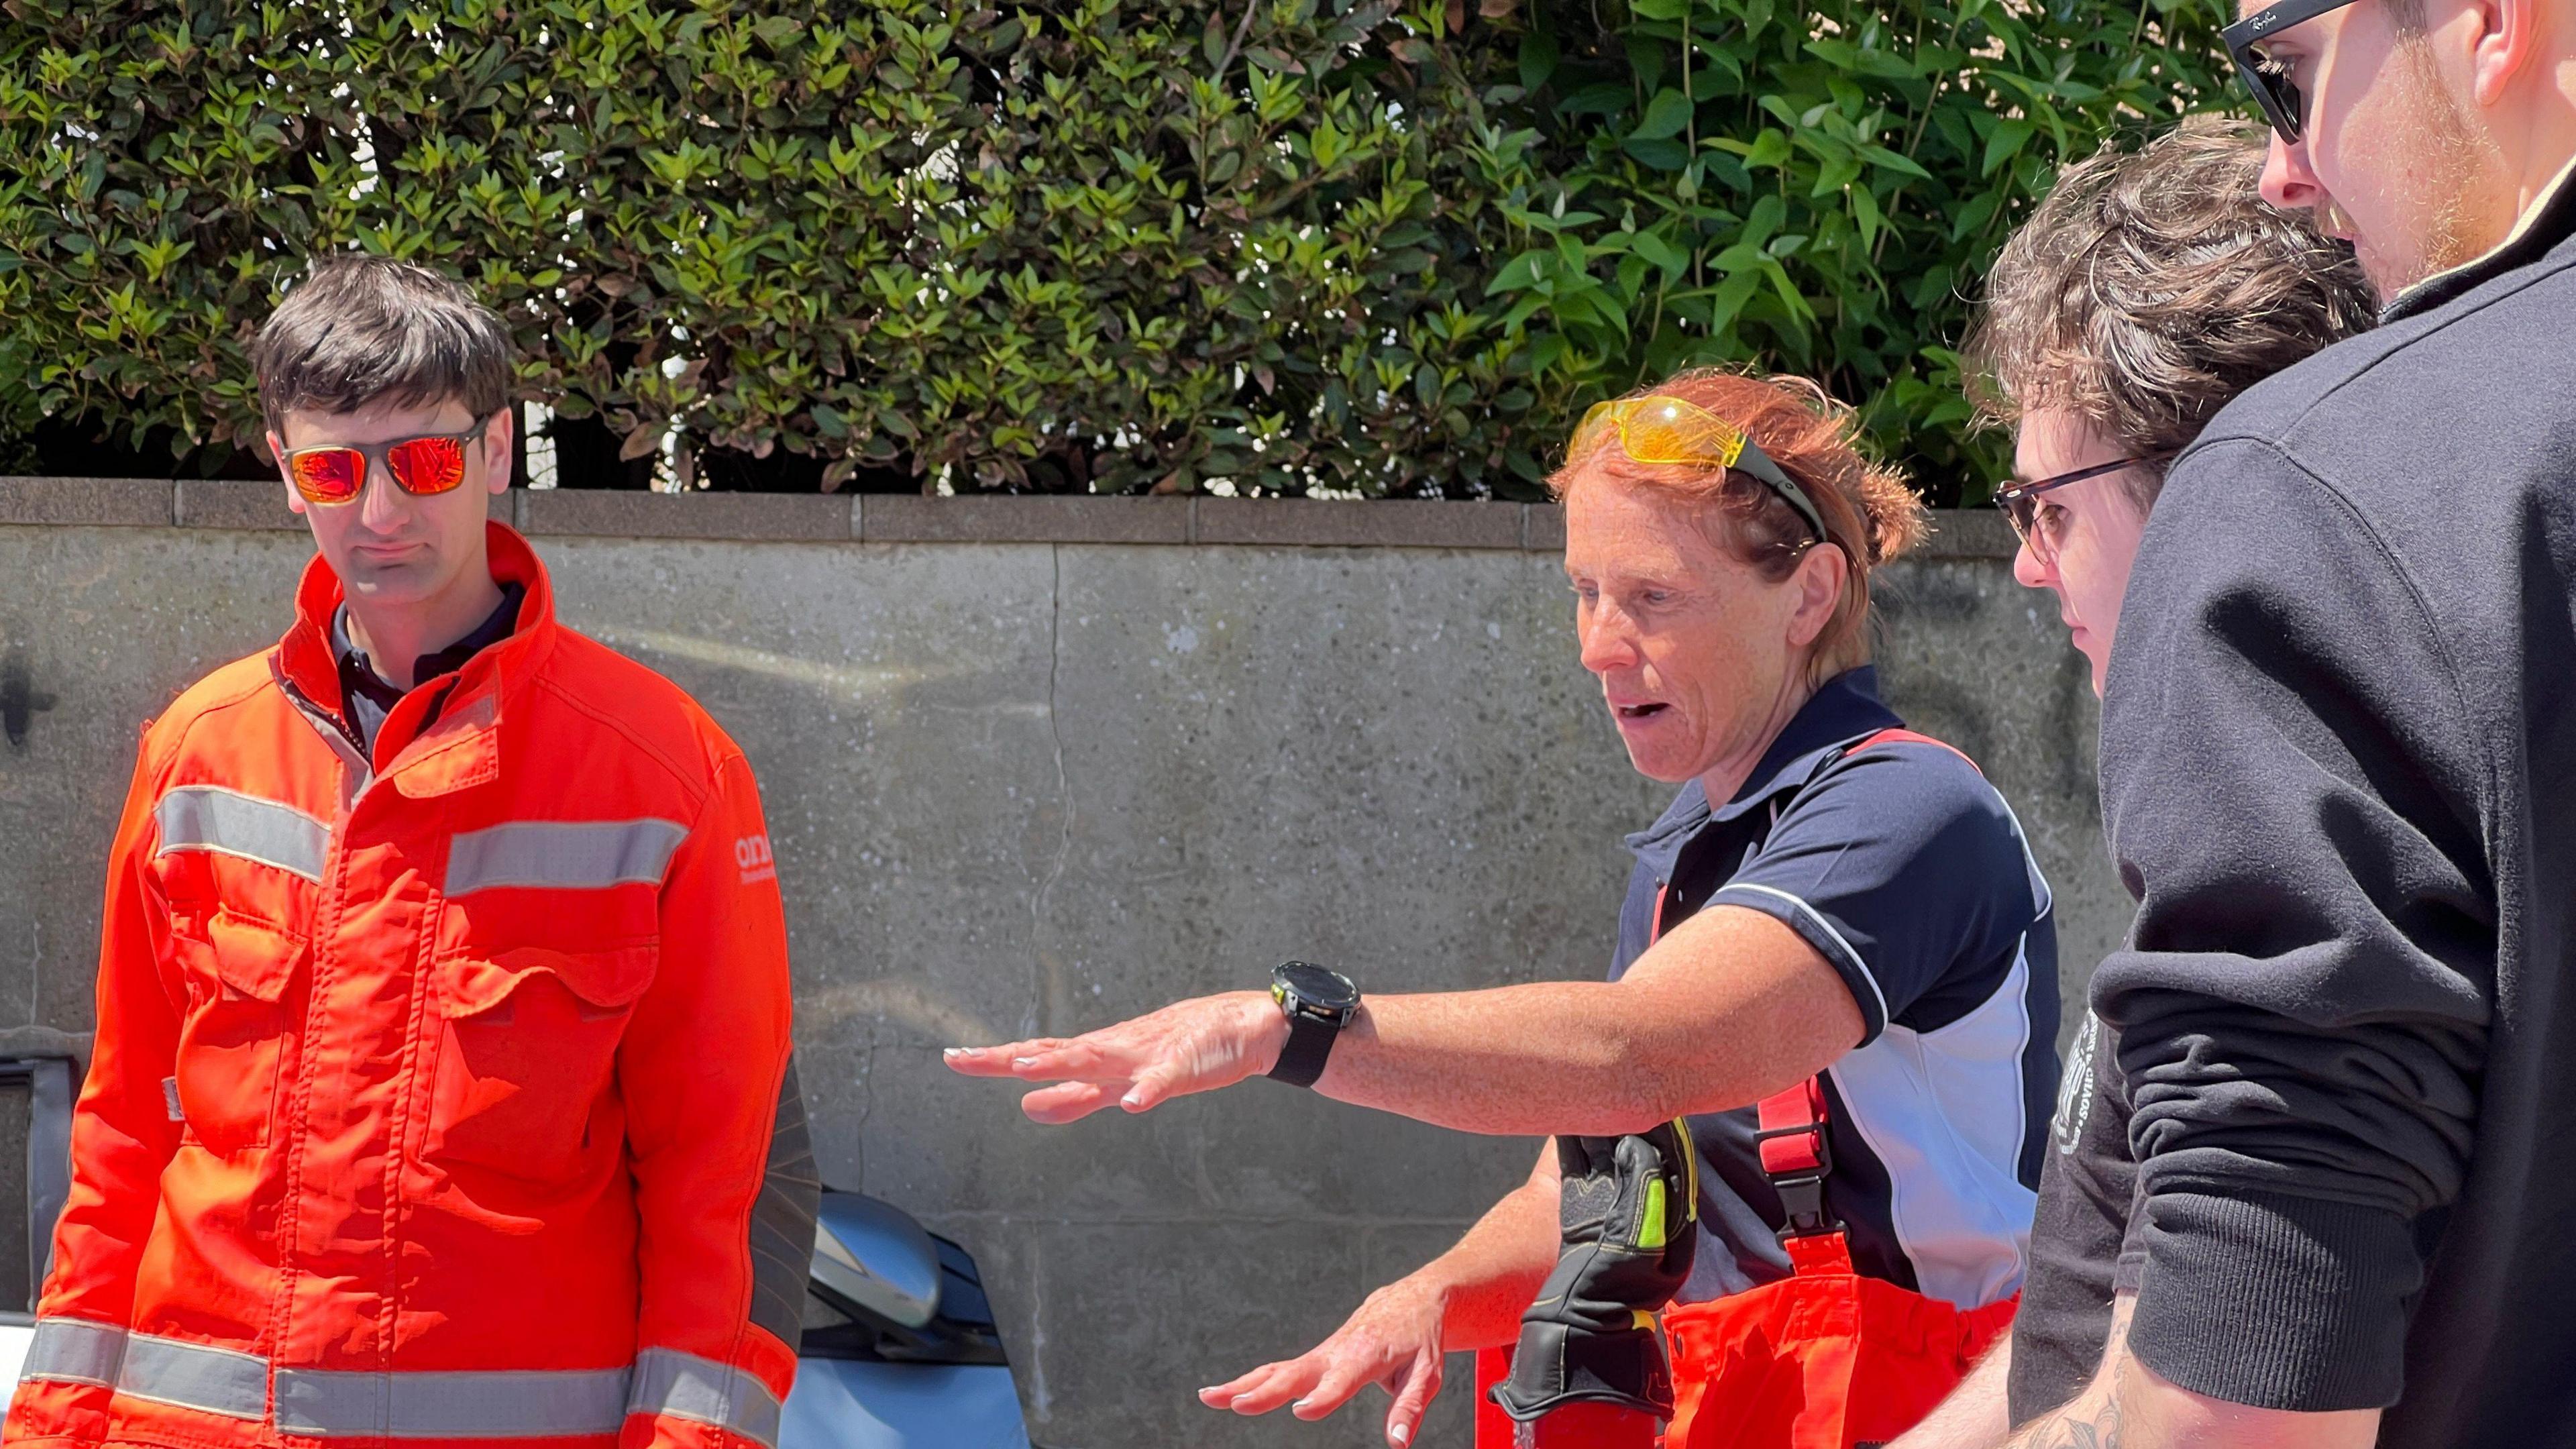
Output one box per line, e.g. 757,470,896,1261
5,256,815,1449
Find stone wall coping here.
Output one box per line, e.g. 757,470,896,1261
0,478,2019,559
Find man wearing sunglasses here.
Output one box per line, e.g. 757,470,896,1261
1982,0,2576,1444
3,256,815,1449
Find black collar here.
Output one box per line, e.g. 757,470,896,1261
335,581,525,707
2385,160,2576,321
1623,666,1904,881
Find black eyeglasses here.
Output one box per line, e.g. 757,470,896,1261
2223,0,2364,144
1993,455,2165,565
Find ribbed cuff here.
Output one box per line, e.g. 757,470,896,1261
2129,1189,2418,1411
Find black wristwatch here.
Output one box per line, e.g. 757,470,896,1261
1267,961,1360,1089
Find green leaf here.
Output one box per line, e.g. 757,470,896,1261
1558,82,1635,117
1849,182,1882,252
1742,129,1792,170
1629,229,1690,276
1631,89,1693,141
1982,118,2036,177
1487,250,1549,295
1519,30,1560,93
1623,136,1690,170
1859,144,1935,182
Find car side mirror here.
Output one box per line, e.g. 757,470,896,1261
810,1191,942,1330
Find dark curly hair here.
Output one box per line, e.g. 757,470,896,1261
1964,115,2377,507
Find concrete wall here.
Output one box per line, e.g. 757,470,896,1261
0,486,2120,1449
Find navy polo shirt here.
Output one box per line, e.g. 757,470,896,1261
1611,667,2059,1309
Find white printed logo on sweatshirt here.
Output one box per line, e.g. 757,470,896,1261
2053,1011,2098,1156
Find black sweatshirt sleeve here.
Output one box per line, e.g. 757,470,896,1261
2093,439,2493,1411
2007,1012,2140,1426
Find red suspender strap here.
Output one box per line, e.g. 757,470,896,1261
1755,1078,1829,1176
1846,727,1981,773
1754,1077,1836,1238
1750,727,1981,1242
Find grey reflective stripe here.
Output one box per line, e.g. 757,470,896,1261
21,1318,127,1388
445,818,689,897
275,1366,632,1438
70,1334,678,1440
155,786,329,883
630,1350,782,1449
67,1334,658,1438
115,1332,268,1419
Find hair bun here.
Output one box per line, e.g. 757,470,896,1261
1856,460,1929,565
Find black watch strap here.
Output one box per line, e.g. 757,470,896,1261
1269,1013,1338,1089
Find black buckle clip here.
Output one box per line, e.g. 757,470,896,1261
1752,1118,1841,1242
1770,1173,1841,1240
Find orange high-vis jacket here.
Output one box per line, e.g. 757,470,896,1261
5,524,816,1449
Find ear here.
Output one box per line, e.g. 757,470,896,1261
482,406,515,493
272,431,307,517
1784,543,1847,651
2470,0,2534,107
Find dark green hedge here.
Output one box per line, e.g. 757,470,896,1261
0,0,2232,502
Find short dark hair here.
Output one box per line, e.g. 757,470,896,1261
252,255,513,436
1964,115,2376,507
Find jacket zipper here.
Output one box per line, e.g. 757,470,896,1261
277,677,376,798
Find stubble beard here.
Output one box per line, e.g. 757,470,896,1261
2361,38,2510,296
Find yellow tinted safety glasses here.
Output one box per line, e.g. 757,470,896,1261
1570,396,1829,544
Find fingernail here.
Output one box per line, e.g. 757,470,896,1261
942,1048,965,1058
1012,1057,1038,1069
1391,1427,1411,1446
1293,1399,1313,1413
1121,1088,1146,1108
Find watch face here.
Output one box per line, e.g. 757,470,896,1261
1275,961,1358,1013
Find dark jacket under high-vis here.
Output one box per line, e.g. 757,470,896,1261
5,523,816,1449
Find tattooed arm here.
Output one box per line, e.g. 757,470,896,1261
2005,1297,2380,1449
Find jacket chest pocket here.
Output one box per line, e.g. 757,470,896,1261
426,944,657,1177
168,909,306,1153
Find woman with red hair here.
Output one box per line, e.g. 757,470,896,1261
952,370,2057,1449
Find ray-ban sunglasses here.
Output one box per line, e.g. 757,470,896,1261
2223,0,2363,144
281,414,496,506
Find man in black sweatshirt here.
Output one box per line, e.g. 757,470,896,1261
1992,0,2576,1444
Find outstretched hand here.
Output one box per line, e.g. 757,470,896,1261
1197,1275,1450,1448
943,991,1288,1122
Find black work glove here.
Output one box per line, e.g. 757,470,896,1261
1489,1119,1699,1424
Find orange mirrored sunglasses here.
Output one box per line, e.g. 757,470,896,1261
282,415,494,506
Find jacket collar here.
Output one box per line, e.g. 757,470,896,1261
2385,152,2576,321
276,521,557,793
1623,666,1904,881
